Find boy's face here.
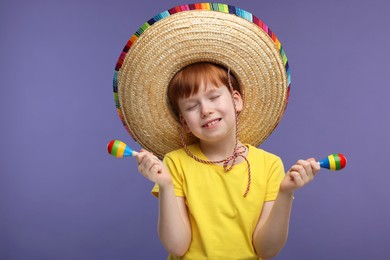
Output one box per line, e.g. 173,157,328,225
178,81,243,144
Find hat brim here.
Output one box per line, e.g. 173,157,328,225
114,3,290,159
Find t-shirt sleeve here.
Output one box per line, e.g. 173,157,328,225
264,156,285,201
151,153,185,198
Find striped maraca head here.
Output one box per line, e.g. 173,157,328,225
319,154,347,170
107,140,136,158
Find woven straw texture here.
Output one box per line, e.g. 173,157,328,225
115,5,289,159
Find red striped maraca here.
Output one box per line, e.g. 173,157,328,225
318,154,347,170
107,140,138,158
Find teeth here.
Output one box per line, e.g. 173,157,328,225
204,119,219,127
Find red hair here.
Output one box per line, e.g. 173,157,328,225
168,62,240,117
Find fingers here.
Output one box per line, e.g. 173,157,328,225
288,164,305,187
307,157,321,175
288,158,319,186
299,159,314,181
281,157,321,194
136,150,162,179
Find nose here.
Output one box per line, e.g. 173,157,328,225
200,103,213,118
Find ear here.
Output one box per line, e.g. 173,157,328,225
232,90,243,112
179,114,191,133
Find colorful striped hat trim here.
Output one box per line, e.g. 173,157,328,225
113,3,290,159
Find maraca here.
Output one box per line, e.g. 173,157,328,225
107,140,347,171
107,140,138,157
318,154,347,170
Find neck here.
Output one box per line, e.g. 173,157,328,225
199,138,245,162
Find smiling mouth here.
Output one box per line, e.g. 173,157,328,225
202,118,221,128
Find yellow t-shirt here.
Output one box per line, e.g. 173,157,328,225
152,144,285,260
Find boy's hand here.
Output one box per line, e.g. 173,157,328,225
280,158,320,195
135,149,172,187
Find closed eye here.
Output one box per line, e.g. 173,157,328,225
186,104,198,111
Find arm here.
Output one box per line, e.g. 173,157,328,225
158,184,191,256
252,158,320,258
136,150,191,256
252,192,293,259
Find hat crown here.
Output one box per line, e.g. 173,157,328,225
114,3,290,159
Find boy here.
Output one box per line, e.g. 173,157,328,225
113,3,319,259
136,63,319,259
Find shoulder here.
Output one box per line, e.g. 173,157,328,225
247,146,285,187
247,145,284,173
247,144,282,162
165,146,191,160
163,143,199,165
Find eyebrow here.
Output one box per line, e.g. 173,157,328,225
203,86,223,95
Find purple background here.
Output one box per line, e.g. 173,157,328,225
1,0,389,259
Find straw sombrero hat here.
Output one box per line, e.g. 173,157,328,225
113,3,291,159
